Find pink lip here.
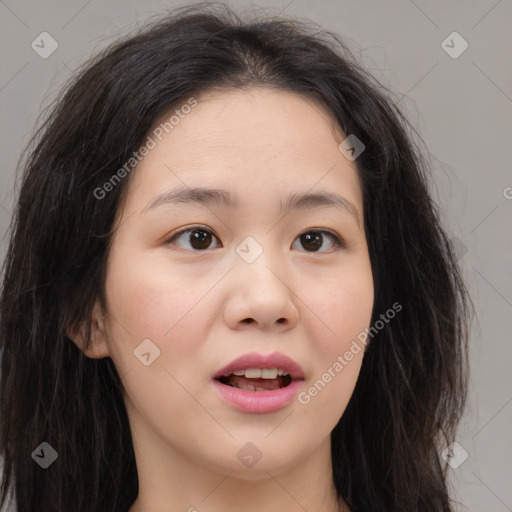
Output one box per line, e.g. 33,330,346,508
212,379,304,413
211,352,305,413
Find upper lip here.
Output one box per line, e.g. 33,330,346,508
213,352,305,380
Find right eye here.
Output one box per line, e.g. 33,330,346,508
165,226,222,251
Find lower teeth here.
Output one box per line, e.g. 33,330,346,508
228,382,279,391
218,375,292,391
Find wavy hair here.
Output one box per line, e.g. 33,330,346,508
0,3,472,511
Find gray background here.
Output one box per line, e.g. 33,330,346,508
1,1,511,511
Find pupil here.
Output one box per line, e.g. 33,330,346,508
301,232,322,251
190,229,212,250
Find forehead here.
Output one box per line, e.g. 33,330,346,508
122,87,362,215
159,87,344,150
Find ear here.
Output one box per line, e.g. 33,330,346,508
67,300,110,359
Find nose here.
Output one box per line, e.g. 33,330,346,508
223,246,300,333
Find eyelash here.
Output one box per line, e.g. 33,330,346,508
164,225,346,253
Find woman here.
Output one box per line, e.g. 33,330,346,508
0,3,472,511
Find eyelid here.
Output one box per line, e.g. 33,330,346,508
165,225,346,251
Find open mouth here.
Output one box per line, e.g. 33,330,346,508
217,371,293,392
212,358,305,412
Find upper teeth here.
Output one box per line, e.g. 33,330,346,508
227,368,289,379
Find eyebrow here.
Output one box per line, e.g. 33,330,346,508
142,186,360,226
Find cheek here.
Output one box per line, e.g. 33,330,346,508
103,251,219,377
308,260,374,358
103,257,217,432
105,250,209,336
296,260,372,420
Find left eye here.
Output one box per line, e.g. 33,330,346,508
291,230,344,252
166,226,345,253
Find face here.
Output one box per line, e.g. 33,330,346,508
83,88,374,480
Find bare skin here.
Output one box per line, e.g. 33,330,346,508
70,87,374,512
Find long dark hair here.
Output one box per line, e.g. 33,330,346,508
0,3,472,511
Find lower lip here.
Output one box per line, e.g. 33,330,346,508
211,379,304,413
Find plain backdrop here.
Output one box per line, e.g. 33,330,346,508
0,1,511,511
